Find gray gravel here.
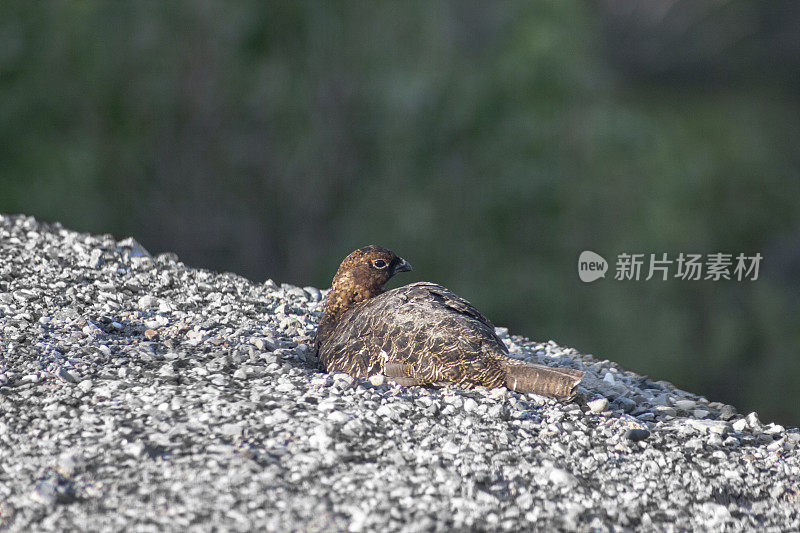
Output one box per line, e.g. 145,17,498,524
1,213,798,532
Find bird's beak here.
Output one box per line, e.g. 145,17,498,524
392,257,412,274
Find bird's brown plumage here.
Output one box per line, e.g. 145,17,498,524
315,245,584,399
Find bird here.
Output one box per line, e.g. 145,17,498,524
314,245,584,399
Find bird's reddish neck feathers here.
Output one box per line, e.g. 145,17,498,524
321,268,384,326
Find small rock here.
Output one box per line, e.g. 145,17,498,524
463,398,478,413
309,427,333,450
86,248,103,268
137,295,158,309
654,405,677,418
328,411,351,424
745,412,761,429
317,399,337,411
587,398,609,413
673,399,697,411
687,419,730,436
613,397,636,413
310,376,331,387
275,382,295,393
57,453,79,477
31,478,58,506
303,286,322,301
221,423,244,437
723,436,740,448
144,328,158,340
764,423,784,435
685,438,704,451
441,441,460,455
732,419,748,432
57,367,78,384
376,405,397,419
13,289,37,301
264,410,290,425
82,322,103,337
251,337,277,351
624,429,650,442
21,373,40,384
767,438,785,453
719,404,737,420
699,502,731,526
369,374,385,386
547,467,577,487
332,373,354,388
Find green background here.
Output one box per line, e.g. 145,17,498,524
2,2,799,425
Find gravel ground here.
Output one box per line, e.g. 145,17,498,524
1,213,798,532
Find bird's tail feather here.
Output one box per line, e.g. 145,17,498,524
503,361,584,400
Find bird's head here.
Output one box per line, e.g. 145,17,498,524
322,245,412,322
332,245,412,295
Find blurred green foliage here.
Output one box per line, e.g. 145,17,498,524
1,1,799,424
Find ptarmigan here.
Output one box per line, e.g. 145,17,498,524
314,245,584,399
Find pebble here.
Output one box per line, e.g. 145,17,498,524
547,466,577,487
687,419,730,436
303,286,322,302
137,295,158,309
221,423,244,437
719,404,737,420
673,399,697,411
731,419,748,432
441,441,460,455
265,410,290,425
587,398,609,413
613,397,636,413
654,406,677,418
624,429,651,442
57,454,79,478
57,367,79,383
309,427,333,450
685,438,704,451
745,412,761,429
376,405,397,419
31,478,58,506
463,398,478,413
328,411,351,424
275,382,295,393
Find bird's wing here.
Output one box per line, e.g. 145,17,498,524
320,282,508,386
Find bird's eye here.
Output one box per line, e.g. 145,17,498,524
371,259,388,269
